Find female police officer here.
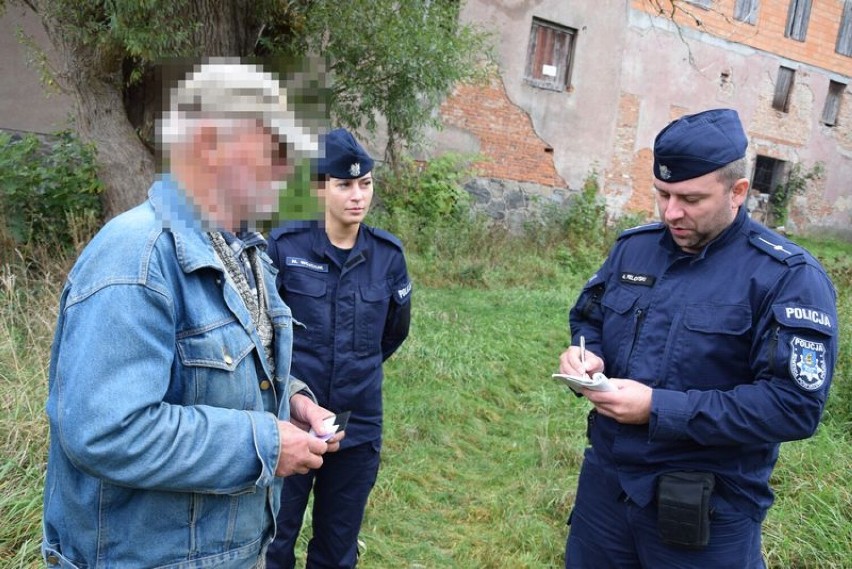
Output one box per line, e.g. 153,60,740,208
266,128,412,569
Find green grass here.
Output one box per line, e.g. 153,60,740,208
1,232,850,568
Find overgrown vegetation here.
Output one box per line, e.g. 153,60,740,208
0,131,103,261
1,150,850,567
769,161,825,227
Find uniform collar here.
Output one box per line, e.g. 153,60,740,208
311,222,367,271
660,206,748,261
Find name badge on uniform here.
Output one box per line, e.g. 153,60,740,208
789,336,828,391
619,272,656,287
285,257,328,273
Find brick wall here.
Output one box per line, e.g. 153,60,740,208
440,73,567,188
631,0,852,75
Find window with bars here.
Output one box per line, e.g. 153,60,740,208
822,81,846,126
784,0,812,42
838,1,852,56
752,155,786,194
524,18,577,92
773,66,795,112
734,0,759,24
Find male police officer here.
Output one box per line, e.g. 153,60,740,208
558,108,837,568
42,60,342,568
266,128,411,568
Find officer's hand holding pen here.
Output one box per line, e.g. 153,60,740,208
558,336,605,379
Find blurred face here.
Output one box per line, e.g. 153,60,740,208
322,173,374,229
192,120,291,230
654,170,748,254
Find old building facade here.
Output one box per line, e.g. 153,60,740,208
432,0,852,237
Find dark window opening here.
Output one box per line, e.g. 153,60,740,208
524,18,577,92
752,156,787,194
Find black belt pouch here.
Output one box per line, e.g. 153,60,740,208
656,471,715,549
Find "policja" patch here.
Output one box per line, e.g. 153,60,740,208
789,336,827,391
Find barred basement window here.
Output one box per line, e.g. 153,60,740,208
784,0,812,42
837,0,852,57
773,66,795,112
822,81,846,126
734,0,759,25
752,155,786,194
524,18,577,92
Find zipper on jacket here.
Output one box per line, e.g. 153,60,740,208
626,308,646,366
767,324,780,376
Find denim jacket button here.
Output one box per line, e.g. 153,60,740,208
223,354,233,365
260,380,271,390
46,555,59,565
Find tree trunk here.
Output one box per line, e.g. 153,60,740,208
24,0,266,218
70,77,156,219
34,2,155,219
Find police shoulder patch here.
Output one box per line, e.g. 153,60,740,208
396,280,412,302
616,222,666,241
789,336,828,391
748,230,805,266
366,226,404,250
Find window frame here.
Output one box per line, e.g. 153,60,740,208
821,80,847,126
784,0,812,42
772,66,796,113
734,0,759,25
837,0,852,57
524,17,578,92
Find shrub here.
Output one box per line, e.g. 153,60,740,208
0,130,103,259
769,161,824,227
373,153,473,229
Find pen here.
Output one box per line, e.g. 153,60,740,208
580,335,586,377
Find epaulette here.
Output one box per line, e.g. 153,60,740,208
269,220,315,240
616,222,666,241
748,230,806,266
366,225,404,250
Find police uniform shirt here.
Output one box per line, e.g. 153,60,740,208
569,205,837,521
267,220,412,449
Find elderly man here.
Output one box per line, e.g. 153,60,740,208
558,108,837,568
41,59,342,568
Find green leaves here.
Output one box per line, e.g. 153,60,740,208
0,131,103,249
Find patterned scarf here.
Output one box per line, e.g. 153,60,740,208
208,231,275,370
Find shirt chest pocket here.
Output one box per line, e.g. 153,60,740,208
176,319,257,409
600,285,642,367
281,272,327,340
676,303,753,388
356,281,393,355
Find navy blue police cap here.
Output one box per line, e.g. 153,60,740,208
317,128,374,179
653,108,747,183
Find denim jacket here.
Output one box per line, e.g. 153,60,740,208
42,178,299,568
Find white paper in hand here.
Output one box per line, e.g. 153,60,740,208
308,411,350,441
551,372,617,392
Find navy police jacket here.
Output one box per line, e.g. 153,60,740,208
569,206,837,521
267,221,411,449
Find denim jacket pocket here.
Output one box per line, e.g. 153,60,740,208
177,318,257,408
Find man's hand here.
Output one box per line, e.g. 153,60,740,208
559,345,605,377
275,420,328,477
582,379,652,425
289,394,344,452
